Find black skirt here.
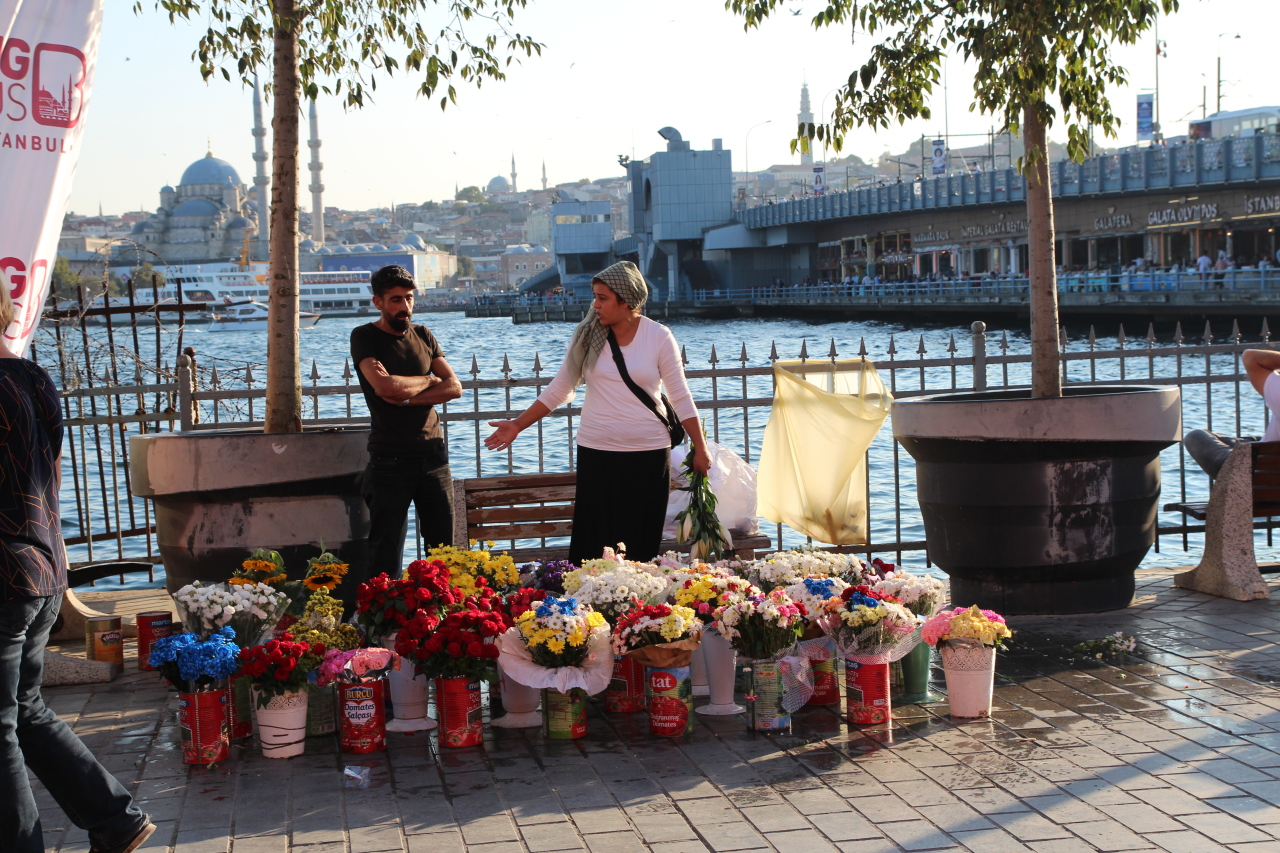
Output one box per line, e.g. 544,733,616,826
568,445,671,564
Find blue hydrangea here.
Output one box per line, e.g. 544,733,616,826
803,578,837,599
149,628,240,685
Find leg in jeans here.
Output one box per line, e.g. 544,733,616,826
1183,429,1251,479
412,460,455,552
1,594,146,853
364,456,420,576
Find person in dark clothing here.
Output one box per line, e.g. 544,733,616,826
351,265,463,574
1,285,155,853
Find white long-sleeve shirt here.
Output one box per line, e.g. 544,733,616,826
536,316,699,452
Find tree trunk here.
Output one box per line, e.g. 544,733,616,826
266,0,302,433
1023,105,1061,398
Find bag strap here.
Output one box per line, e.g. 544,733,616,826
606,329,674,431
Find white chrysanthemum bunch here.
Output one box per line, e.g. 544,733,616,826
563,565,669,621
174,581,290,639
746,549,866,591
870,571,947,618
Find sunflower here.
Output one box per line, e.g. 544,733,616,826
304,569,345,591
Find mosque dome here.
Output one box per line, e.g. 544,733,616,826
171,198,220,217
161,185,174,193
349,245,369,253
180,152,243,187
226,216,251,229
403,234,426,249
367,244,387,251
530,245,549,253
329,245,349,254
300,238,316,251
131,221,153,234
314,246,332,255
487,175,510,193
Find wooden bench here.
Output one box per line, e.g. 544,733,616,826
451,472,770,564
1164,440,1279,600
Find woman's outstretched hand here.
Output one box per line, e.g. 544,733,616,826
485,420,521,451
690,444,712,476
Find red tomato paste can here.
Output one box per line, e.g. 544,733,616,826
806,656,840,705
542,688,587,739
435,677,483,748
845,661,891,725
646,665,693,737
178,689,229,765
135,611,173,671
605,655,647,713
338,680,387,753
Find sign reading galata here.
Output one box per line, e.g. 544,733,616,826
1147,203,1218,226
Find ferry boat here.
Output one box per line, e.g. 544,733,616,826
208,300,322,332
153,262,374,319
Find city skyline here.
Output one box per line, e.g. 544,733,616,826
71,0,1275,214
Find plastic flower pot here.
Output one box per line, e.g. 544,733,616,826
845,661,891,725
745,660,790,731
605,655,647,714
253,687,308,758
435,677,484,748
689,642,710,697
338,680,388,753
894,641,944,706
305,679,338,737
386,660,437,733
646,665,694,736
491,664,541,729
178,689,229,765
695,629,744,716
228,673,253,739
541,688,588,739
940,640,996,718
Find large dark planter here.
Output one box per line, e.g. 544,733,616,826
130,428,372,605
892,385,1181,615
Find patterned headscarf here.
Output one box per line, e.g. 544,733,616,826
563,261,649,385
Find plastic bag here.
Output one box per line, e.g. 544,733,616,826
665,441,760,537
758,359,892,545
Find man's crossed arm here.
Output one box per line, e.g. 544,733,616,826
358,357,463,406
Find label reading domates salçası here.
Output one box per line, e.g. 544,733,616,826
959,220,1027,238
1147,203,1219,226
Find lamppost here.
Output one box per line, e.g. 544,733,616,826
1217,32,1240,114
744,120,772,205
819,87,842,169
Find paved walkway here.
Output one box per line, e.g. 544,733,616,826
34,567,1280,853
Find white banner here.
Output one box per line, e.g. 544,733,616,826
931,139,947,175
0,0,104,356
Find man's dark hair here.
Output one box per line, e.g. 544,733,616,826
371,265,416,298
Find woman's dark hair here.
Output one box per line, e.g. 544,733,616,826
371,265,416,298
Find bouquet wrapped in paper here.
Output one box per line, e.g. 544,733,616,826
316,647,399,687
821,585,921,663
870,571,947,619
612,603,703,668
745,549,867,592
173,581,291,644
496,595,613,695
713,588,807,660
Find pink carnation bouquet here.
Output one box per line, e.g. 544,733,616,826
317,647,399,686
921,605,1012,648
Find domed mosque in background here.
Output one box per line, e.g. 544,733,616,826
125,150,262,264
487,175,510,194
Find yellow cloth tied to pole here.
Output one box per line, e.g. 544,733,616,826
758,359,893,545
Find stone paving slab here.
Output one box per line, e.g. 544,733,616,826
30,566,1280,853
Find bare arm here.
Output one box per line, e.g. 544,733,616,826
484,401,552,451
680,416,712,475
358,357,434,403
404,357,463,405
1242,349,1280,396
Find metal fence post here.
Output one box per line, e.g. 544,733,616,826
971,321,987,391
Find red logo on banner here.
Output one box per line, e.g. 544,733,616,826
33,43,86,128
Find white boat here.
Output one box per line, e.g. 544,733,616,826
120,261,375,319
208,300,322,332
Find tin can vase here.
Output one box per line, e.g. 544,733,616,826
135,611,173,671
605,655,647,713
178,688,229,765
805,638,841,706
745,659,790,731
227,672,254,739
306,678,338,737
646,665,694,737
492,665,541,728
541,688,588,739
845,660,891,725
338,680,388,753
695,629,744,716
386,660,436,732
894,640,944,705
939,640,996,718
435,677,484,748
253,687,308,758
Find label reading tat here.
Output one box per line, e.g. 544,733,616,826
646,666,692,737
649,671,677,692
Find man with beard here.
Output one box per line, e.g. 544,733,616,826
351,265,462,573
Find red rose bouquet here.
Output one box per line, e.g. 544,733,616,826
238,634,323,706
503,587,548,621
395,602,508,683
355,559,461,643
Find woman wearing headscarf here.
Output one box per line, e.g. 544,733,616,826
485,261,710,563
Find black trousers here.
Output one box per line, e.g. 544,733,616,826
364,454,454,576
569,446,670,565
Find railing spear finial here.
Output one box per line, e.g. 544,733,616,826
1262,318,1272,343
1203,320,1214,345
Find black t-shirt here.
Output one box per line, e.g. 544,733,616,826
350,323,448,459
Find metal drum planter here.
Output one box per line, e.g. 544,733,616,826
893,385,1181,615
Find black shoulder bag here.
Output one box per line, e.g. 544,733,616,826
606,330,686,448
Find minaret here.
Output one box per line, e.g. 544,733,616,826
797,83,814,166
541,160,547,191
510,154,518,194
251,77,270,259
307,99,325,245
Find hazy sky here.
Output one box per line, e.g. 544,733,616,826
69,0,1274,215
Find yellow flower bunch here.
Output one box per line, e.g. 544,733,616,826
292,589,361,650
427,542,520,593
230,549,288,587
304,548,349,591
513,595,607,669
947,606,1013,646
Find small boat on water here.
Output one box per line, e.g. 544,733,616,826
208,300,322,332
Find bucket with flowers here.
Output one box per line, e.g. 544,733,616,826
490,587,548,728
613,603,703,736
674,572,759,715
149,627,242,765
496,595,612,740
785,577,851,706
396,596,508,747
870,571,947,705
290,587,362,736
921,605,1012,718
316,647,399,753
822,585,921,725
714,589,810,731
237,634,322,758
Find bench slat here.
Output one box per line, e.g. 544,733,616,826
1256,486,1280,503
499,546,572,562
466,484,577,507
1254,502,1280,518
468,504,575,525
463,472,578,491
1254,471,1280,486
471,520,575,540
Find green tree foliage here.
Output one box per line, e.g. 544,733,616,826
456,186,485,203
455,255,476,278
726,0,1177,396
51,256,82,300
419,200,440,211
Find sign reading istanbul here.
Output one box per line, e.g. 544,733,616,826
1147,203,1219,226
0,0,104,356
959,219,1026,238
1245,194,1280,215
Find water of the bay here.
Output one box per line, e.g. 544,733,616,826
47,309,1273,589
